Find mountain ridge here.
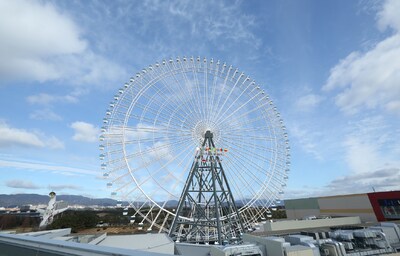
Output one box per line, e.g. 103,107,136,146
0,193,118,207
0,194,285,208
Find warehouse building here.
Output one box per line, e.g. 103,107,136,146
285,191,400,222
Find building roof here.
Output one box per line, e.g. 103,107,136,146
97,233,174,254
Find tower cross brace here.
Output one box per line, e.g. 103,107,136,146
169,131,244,244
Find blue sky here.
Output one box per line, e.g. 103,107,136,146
0,0,399,199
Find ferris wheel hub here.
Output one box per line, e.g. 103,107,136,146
191,120,220,145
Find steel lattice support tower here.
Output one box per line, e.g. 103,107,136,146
169,131,244,244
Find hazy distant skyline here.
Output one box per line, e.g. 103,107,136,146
0,0,399,199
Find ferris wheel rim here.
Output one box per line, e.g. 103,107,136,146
101,56,290,231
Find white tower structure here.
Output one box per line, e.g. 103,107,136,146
39,192,68,229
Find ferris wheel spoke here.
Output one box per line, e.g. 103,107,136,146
155,86,198,130
128,87,191,128
214,108,270,132
122,133,190,144
212,72,247,122
170,59,204,122
137,143,195,199
224,153,268,191
125,83,189,122
215,90,265,125
134,102,192,130
169,59,204,120
222,134,279,154
102,57,290,236
200,65,214,123
216,97,274,127
209,64,233,122
162,145,195,185
121,125,191,135
115,146,193,196
222,136,272,170
127,114,191,131
222,132,276,144
224,125,275,134
223,137,273,164
221,139,275,179
208,61,221,122
222,156,260,201
145,67,198,121
124,137,188,159
225,112,269,128
223,153,268,191
190,59,206,120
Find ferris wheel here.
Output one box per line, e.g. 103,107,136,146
100,56,290,234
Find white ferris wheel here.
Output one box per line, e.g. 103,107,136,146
100,56,290,234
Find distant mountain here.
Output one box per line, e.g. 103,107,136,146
0,194,121,208
0,194,286,208
57,195,118,207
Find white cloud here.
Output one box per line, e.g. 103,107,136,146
71,121,100,143
385,100,400,112
323,0,400,114
0,121,64,149
46,136,65,150
377,0,400,32
343,137,381,174
0,0,85,81
288,125,323,160
324,168,400,195
148,141,174,161
0,122,45,148
342,115,400,174
30,109,62,121
318,1,400,198
27,93,78,106
295,94,324,111
6,179,41,189
65,52,128,86
0,0,85,55
0,0,127,86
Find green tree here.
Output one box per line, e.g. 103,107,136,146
48,211,99,233
0,215,18,229
272,209,287,219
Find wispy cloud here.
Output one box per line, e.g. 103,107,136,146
288,124,323,160
324,168,400,194
6,179,41,189
295,93,324,112
285,168,400,199
59,0,267,67
71,121,100,143
342,115,400,174
48,184,82,191
29,108,62,121
0,158,97,176
27,93,78,106
138,1,261,47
